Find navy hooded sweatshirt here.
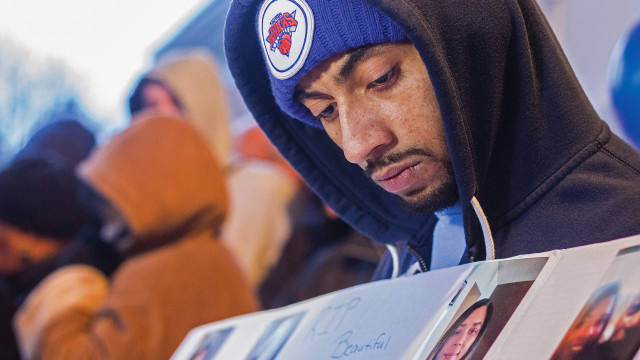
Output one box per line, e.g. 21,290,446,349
224,0,640,279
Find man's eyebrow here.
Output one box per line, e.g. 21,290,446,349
294,43,387,103
337,43,383,80
294,89,325,103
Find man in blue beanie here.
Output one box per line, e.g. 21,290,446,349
224,0,640,279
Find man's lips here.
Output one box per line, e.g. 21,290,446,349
371,161,421,194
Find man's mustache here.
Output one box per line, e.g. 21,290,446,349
364,148,436,177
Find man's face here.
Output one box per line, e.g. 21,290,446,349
296,41,457,213
436,305,488,360
140,83,181,117
0,222,28,274
0,222,62,275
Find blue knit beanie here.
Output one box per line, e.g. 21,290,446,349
257,0,406,127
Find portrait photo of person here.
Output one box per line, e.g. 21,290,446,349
426,299,492,360
600,291,640,359
188,327,234,360
550,245,640,360
551,282,620,360
245,311,306,360
415,256,547,360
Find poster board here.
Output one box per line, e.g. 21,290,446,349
172,234,640,360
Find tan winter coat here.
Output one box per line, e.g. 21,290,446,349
145,50,232,169
141,50,299,288
14,115,259,360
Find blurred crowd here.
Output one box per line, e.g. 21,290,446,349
0,49,383,360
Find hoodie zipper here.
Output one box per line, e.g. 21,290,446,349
406,244,429,273
399,198,494,277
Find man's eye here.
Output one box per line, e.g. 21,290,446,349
367,68,396,90
315,103,337,122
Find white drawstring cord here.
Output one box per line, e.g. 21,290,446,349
471,196,495,260
385,244,400,279
386,198,493,278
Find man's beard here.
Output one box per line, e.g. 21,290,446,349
365,148,459,214
401,164,458,213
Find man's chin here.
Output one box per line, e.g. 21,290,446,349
400,181,459,214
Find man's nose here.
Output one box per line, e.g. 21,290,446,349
339,100,394,164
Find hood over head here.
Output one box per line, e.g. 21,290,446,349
0,157,90,240
224,0,604,259
14,120,95,168
129,49,233,168
77,115,228,251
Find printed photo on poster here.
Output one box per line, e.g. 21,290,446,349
425,296,492,360
245,311,306,360
421,256,549,360
188,327,234,360
551,245,640,360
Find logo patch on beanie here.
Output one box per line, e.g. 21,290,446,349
259,0,314,80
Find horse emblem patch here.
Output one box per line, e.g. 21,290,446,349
259,0,314,79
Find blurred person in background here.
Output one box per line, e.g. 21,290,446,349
226,124,302,287
13,118,96,168
14,115,259,360
0,117,113,360
128,48,232,172
0,157,93,360
11,118,122,275
259,186,385,309
128,49,302,291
